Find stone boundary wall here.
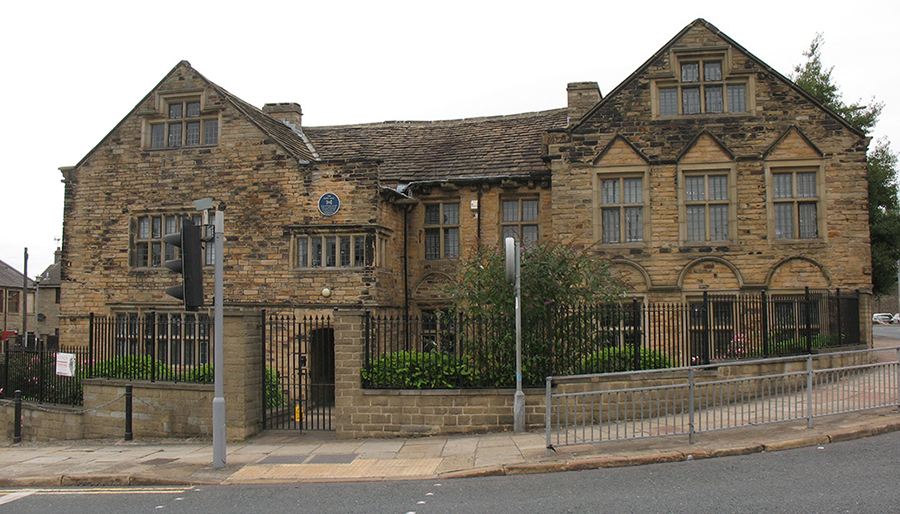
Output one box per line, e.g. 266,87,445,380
1,310,264,443
334,309,875,438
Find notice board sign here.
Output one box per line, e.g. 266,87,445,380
56,352,76,377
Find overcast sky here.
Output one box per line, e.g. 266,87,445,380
2,0,897,276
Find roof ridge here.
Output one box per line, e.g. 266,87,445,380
305,108,567,130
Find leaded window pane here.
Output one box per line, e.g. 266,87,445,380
685,176,705,202
186,121,201,146
443,203,459,225
623,178,642,204
709,205,728,240
601,179,619,204
151,124,166,148
705,86,724,113
135,243,148,267
355,237,367,266
502,201,518,222
797,173,816,198
522,200,538,222
686,205,706,241
683,87,700,114
444,228,459,258
659,87,678,116
503,225,519,241
340,237,351,267
773,174,793,199
424,204,441,225
708,175,728,201
168,123,182,147
325,236,336,267
625,206,643,242
204,120,218,145
522,225,538,243
799,202,818,238
168,103,183,119
138,217,150,239
186,101,201,117
311,237,323,267
151,242,162,267
682,62,699,82
602,208,620,243
425,229,440,260
297,238,308,267
775,203,793,239
728,84,747,113
151,216,162,239
704,61,722,81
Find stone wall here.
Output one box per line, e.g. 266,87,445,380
547,22,871,306
1,309,263,442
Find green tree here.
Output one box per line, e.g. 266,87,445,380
445,240,624,318
792,34,882,132
793,34,900,295
443,240,625,385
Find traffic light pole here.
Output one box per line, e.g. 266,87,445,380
212,210,226,468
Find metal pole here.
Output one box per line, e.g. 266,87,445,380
14,390,22,443
212,211,226,468
806,356,814,429
34,276,40,346
22,248,28,346
125,384,133,441
688,367,695,444
513,242,525,433
545,376,553,456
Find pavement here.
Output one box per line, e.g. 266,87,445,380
1,336,898,487
0,406,898,487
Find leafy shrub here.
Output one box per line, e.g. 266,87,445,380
185,364,214,383
89,355,169,380
576,346,673,374
362,351,473,389
264,366,285,409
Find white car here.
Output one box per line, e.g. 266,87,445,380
872,313,893,324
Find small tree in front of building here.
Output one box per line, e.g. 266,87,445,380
443,240,625,385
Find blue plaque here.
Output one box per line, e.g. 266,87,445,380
318,193,340,216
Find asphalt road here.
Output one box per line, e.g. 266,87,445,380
2,430,899,513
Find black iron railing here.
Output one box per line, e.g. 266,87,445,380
1,343,88,405
363,289,861,389
88,312,213,382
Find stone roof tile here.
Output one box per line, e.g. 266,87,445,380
304,109,567,182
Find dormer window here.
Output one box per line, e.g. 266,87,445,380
655,51,750,117
149,98,218,149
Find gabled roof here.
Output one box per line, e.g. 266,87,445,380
304,109,567,183
0,259,34,289
68,61,317,170
571,19,867,138
215,85,318,163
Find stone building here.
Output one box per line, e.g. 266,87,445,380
58,18,872,353
0,259,33,346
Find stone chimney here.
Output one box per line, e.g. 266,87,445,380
567,82,601,124
263,102,303,128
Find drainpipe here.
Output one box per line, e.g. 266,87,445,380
476,185,483,247
403,206,410,319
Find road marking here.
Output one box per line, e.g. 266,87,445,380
0,490,37,505
1,487,192,497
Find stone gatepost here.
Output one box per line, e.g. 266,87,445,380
332,309,366,439
222,308,264,440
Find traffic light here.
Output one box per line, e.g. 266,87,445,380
164,218,204,311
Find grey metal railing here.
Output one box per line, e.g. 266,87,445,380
546,346,900,451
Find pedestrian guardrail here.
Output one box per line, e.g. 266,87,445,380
546,346,900,451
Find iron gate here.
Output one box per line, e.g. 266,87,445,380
263,311,334,430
